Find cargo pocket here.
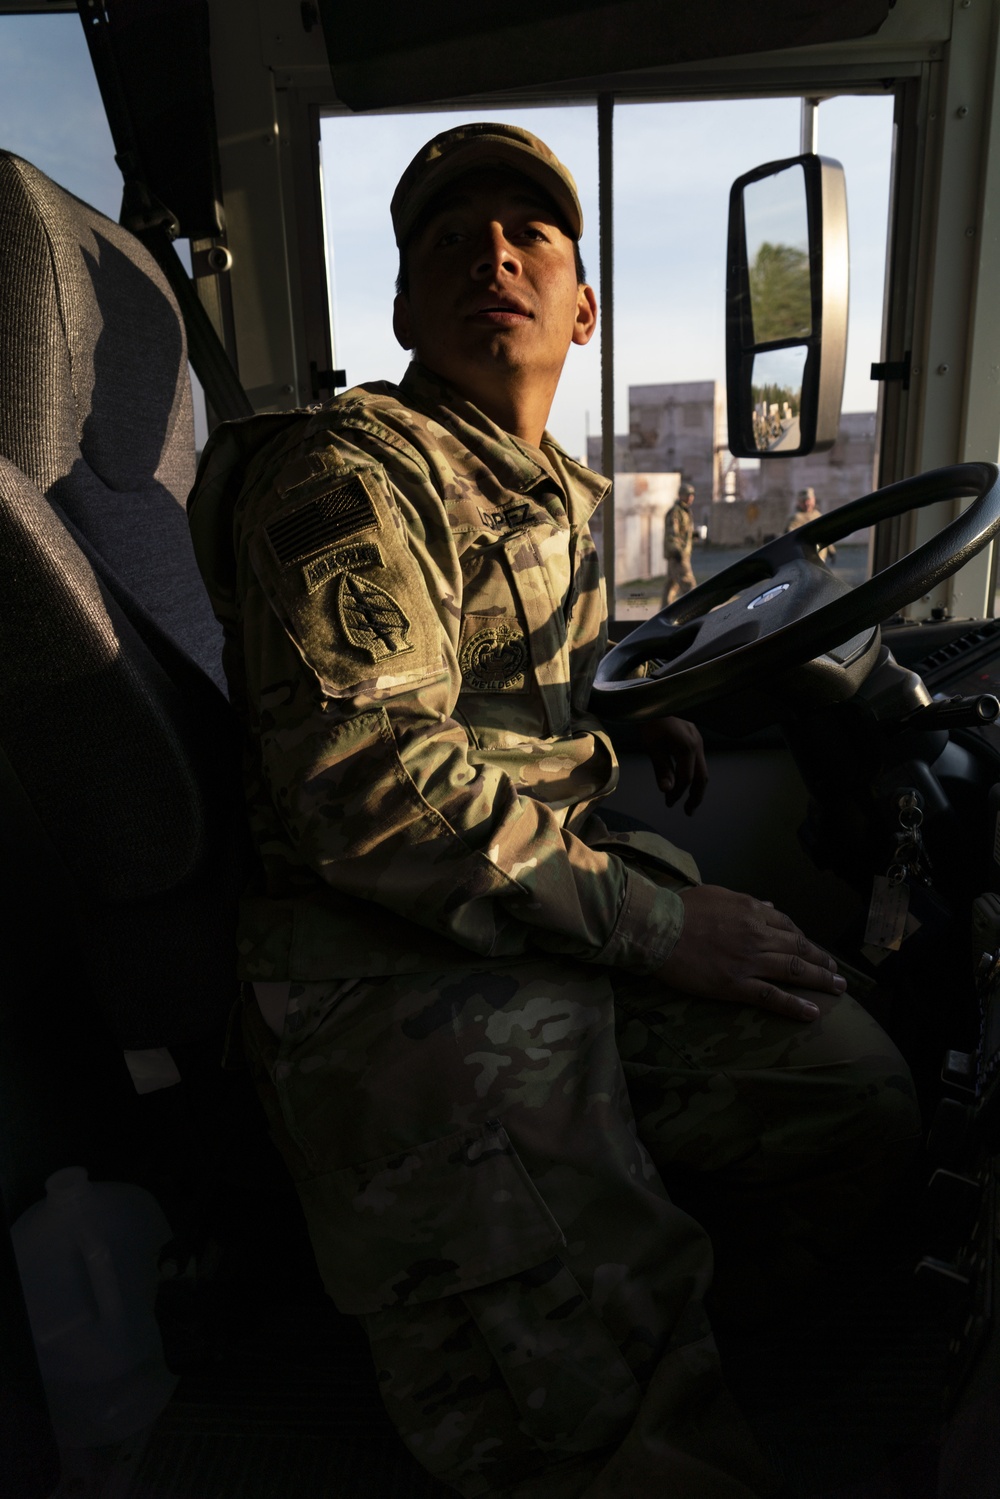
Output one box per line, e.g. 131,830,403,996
296,1118,566,1316
297,1118,642,1460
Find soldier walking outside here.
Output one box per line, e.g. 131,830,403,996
786,486,835,563
661,480,697,605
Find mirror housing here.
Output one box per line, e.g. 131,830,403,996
726,153,848,459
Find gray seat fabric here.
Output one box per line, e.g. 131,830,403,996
0,149,224,689
0,456,242,1046
0,152,244,1046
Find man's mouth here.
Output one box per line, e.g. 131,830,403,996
470,297,532,323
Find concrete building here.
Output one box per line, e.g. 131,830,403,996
586,381,726,531
627,380,727,530
585,432,631,475
585,390,876,554
589,472,682,585
756,411,876,539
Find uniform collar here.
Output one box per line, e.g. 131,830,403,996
399,361,610,520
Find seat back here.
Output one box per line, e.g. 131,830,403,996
0,151,244,1048
0,149,223,688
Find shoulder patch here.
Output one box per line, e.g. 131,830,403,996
264,473,379,566
337,574,412,663
248,462,443,699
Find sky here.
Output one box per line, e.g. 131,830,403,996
1,14,895,465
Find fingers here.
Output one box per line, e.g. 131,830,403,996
642,717,709,815
755,909,839,976
661,887,845,1023
684,738,709,815
732,981,822,1023
753,947,846,995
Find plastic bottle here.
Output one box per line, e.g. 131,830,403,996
10,1167,178,1447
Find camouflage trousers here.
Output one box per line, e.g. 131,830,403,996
241,961,920,1498
661,552,697,606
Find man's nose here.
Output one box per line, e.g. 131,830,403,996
472,223,520,278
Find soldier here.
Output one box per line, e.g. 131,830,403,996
786,486,835,563
661,481,697,606
188,123,920,1498
786,486,819,529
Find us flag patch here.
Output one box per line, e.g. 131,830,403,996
265,474,379,566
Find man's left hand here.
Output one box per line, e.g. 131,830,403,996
638,717,708,815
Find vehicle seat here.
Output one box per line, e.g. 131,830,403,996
0,148,243,1051
0,148,223,688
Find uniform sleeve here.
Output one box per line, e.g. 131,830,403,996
237,448,685,976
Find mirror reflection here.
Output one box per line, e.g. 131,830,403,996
744,164,811,343
751,345,807,452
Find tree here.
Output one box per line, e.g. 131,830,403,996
748,241,811,343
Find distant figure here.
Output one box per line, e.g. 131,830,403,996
661,480,697,605
786,486,835,563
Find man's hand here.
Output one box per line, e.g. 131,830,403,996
639,717,708,815
654,884,846,1022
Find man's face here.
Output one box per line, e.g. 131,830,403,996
393,170,596,411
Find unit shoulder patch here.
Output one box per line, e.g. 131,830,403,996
337,573,412,663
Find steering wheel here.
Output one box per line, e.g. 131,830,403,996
591,463,1000,721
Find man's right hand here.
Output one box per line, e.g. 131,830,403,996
654,885,846,1022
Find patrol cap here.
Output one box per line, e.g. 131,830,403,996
390,122,584,249
797,486,816,501
678,482,695,497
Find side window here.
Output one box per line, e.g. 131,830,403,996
608,96,894,624
0,12,209,454
0,13,119,218
320,95,894,622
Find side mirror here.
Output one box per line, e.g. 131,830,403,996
726,154,848,459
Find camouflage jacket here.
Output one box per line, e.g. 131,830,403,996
188,363,697,981
663,500,694,560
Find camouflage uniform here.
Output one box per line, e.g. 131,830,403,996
188,363,921,1498
661,499,696,606
786,498,834,564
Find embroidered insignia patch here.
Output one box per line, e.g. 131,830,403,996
265,474,379,566
337,572,412,662
303,541,382,593
459,624,529,691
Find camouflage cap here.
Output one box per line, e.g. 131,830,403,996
390,122,583,249
678,482,695,497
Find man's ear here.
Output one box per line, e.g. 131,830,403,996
572,283,598,347
393,293,414,351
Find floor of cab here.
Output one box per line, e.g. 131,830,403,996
48,1281,998,1499
50,1294,450,1499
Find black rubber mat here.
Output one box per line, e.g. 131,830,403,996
124,1302,452,1498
